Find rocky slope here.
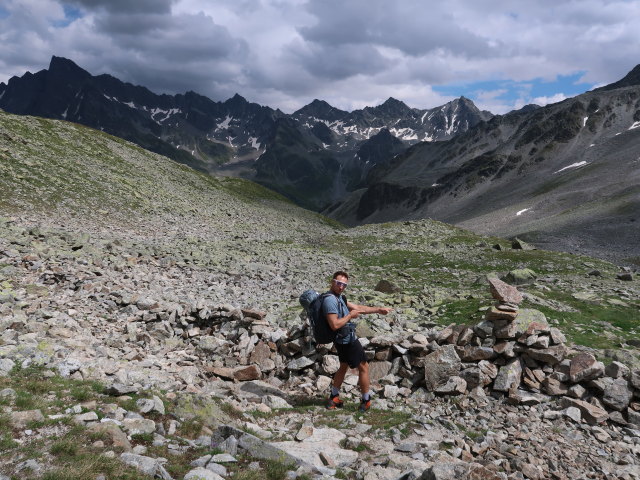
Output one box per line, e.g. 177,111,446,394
327,67,640,265
1,111,639,479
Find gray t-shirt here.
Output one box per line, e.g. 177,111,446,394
322,293,355,344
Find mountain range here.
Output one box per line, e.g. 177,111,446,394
0,56,489,210
1,57,639,263
327,65,640,263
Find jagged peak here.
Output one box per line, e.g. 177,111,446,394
48,56,90,78
224,93,248,105
380,97,410,111
294,98,347,120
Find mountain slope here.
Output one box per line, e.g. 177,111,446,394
0,56,489,211
328,69,640,263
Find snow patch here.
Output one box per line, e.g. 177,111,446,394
0,90,4,100
431,183,441,187
123,101,136,109
151,108,181,123
554,161,588,174
589,144,596,147
629,121,640,130
516,208,530,216
583,116,588,127
248,137,261,150
216,116,233,130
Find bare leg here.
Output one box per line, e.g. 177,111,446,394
332,362,349,389
357,361,370,396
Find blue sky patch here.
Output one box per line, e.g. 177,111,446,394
52,4,83,28
434,72,595,112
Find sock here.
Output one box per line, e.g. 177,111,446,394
331,386,340,397
362,392,371,402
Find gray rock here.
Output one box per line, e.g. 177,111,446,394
563,406,582,423
605,361,630,379
10,409,44,429
123,418,157,435
434,376,467,395
559,397,609,424
374,279,402,293
137,395,165,415
262,395,292,409
493,359,522,392
423,345,461,391
503,268,537,285
602,377,634,411
120,453,172,480
0,358,15,376
286,357,315,371
217,425,302,466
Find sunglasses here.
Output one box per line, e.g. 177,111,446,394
333,280,348,288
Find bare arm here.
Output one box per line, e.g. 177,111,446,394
326,310,360,331
346,302,392,315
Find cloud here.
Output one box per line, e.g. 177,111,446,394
1,0,639,113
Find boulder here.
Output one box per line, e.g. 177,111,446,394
569,353,604,383
488,277,523,304
526,345,567,365
87,423,132,451
503,268,537,285
423,345,461,391
10,410,44,429
602,377,634,411
184,467,224,480
559,397,608,424
120,453,172,480
374,279,402,294
493,359,523,392
511,238,536,250
494,309,547,339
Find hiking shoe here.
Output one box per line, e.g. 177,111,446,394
359,398,371,412
326,395,344,410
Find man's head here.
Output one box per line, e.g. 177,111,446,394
330,270,349,295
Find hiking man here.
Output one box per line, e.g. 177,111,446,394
324,271,392,412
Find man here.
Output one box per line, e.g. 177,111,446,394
323,271,392,412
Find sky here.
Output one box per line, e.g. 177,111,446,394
1,0,639,114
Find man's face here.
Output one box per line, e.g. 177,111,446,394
331,275,348,295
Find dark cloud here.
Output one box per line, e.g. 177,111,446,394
1,0,639,113
287,41,391,81
300,0,494,58
65,0,175,14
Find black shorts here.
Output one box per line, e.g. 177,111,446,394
335,340,367,368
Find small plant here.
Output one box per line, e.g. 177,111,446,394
50,438,79,458
177,417,205,439
130,432,154,445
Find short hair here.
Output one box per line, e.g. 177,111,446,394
332,271,349,280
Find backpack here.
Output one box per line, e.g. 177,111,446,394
299,290,346,344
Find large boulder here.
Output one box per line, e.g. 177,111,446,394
601,377,634,411
569,353,604,383
503,268,537,285
493,359,523,392
493,309,547,339
423,345,461,392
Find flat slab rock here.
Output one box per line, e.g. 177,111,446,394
271,427,358,468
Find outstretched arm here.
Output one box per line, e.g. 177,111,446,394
347,302,392,315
